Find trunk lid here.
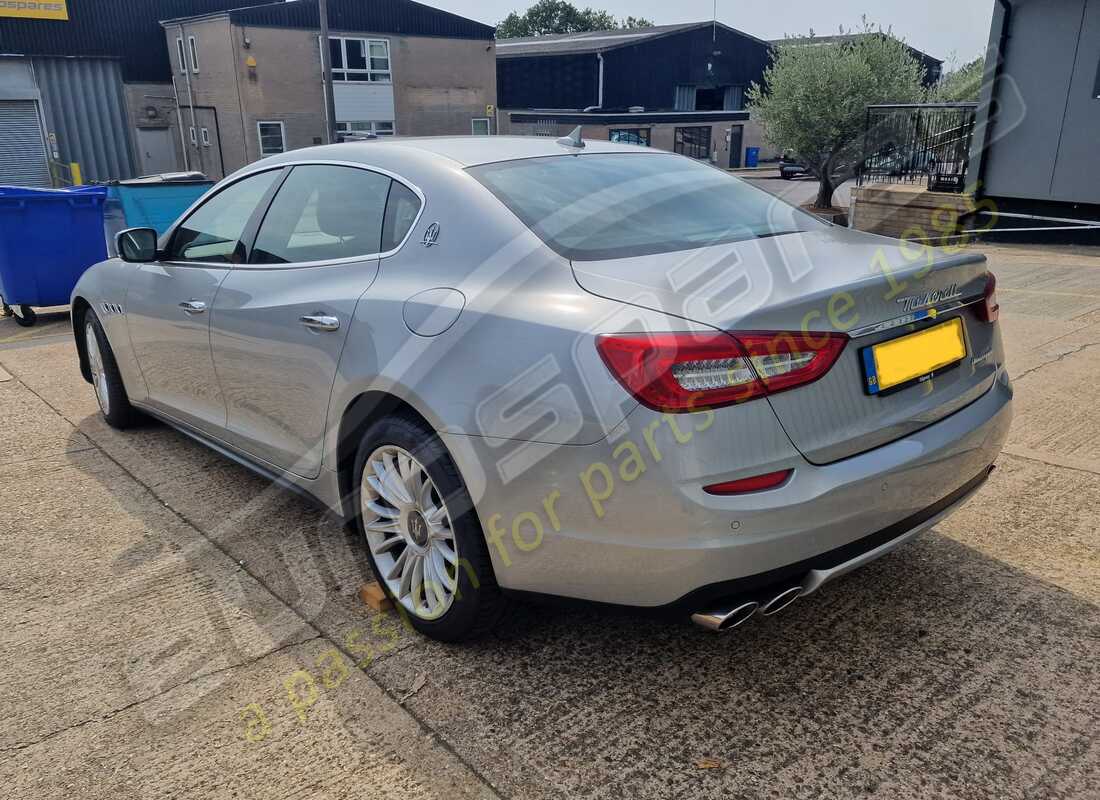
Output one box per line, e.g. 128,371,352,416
572,227,998,463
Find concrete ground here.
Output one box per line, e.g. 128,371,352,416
1,243,1098,799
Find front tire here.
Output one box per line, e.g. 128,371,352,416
353,414,506,642
13,305,36,327
83,311,137,429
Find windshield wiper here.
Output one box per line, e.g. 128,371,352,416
754,230,802,240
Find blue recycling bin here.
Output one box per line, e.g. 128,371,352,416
108,179,213,236
0,185,108,325
745,146,761,168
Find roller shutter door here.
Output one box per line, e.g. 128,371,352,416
0,101,52,187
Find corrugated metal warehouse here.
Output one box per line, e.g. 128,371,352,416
0,0,253,184
0,0,495,184
495,22,774,168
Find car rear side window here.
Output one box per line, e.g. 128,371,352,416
166,169,280,263
250,165,391,264
468,153,825,261
380,181,422,252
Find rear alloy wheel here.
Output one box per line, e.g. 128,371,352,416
353,415,506,641
83,312,137,429
362,444,461,620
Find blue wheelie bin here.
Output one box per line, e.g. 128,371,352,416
0,185,108,327
108,173,213,236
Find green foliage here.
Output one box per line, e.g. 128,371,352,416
928,56,985,102
747,24,927,208
497,0,652,38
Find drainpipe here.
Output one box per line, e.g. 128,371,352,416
318,0,338,144
178,23,203,175
596,53,604,109
168,80,190,172
973,0,1012,196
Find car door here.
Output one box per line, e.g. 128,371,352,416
210,163,422,479
125,168,284,433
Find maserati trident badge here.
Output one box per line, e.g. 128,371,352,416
422,222,440,247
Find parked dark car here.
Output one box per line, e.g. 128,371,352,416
779,150,809,179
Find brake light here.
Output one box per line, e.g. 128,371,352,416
704,469,793,495
595,330,848,413
978,272,999,323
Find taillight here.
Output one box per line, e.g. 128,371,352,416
595,330,848,413
978,272,999,323
704,469,793,495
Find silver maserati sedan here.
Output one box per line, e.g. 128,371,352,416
71,134,1011,641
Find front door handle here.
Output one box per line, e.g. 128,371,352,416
300,314,340,332
179,300,206,315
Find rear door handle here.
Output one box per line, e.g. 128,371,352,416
179,300,206,315
300,314,340,332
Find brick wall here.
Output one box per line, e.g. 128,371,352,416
850,184,976,240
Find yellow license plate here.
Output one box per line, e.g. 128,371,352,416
862,317,966,395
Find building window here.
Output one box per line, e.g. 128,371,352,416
694,87,725,111
187,35,199,73
200,127,211,147
328,37,391,83
257,121,286,156
609,128,650,146
189,126,197,146
176,38,187,74
674,126,711,160
336,121,395,137
471,118,491,135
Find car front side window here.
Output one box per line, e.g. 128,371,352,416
166,170,282,263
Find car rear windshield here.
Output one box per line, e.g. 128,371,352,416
468,153,826,261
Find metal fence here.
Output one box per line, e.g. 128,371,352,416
857,103,978,193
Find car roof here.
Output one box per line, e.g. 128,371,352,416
301,135,656,168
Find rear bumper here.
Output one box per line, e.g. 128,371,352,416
665,464,993,617
449,368,1013,608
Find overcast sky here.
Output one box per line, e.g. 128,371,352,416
428,0,996,68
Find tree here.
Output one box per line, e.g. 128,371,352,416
497,0,652,39
747,24,926,209
928,56,985,102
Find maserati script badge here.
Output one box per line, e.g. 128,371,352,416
895,282,962,312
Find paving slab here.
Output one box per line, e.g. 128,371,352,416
0,350,497,800
4,638,492,800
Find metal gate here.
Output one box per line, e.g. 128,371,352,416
857,103,978,193
0,100,52,187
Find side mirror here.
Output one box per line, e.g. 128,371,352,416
117,227,158,263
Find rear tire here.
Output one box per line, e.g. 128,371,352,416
13,305,36,327
352,414,507,642
82,310,137,429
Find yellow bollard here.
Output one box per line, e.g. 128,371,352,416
69,162,82,186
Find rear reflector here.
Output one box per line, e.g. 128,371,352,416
596,330,847,412
704,469,793,495
978,272,999,323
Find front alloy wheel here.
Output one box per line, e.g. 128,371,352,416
85,320,111,416
360,444,460,620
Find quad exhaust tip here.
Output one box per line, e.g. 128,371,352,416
759,586,802,616
691,601,759,632
691,585,804,632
